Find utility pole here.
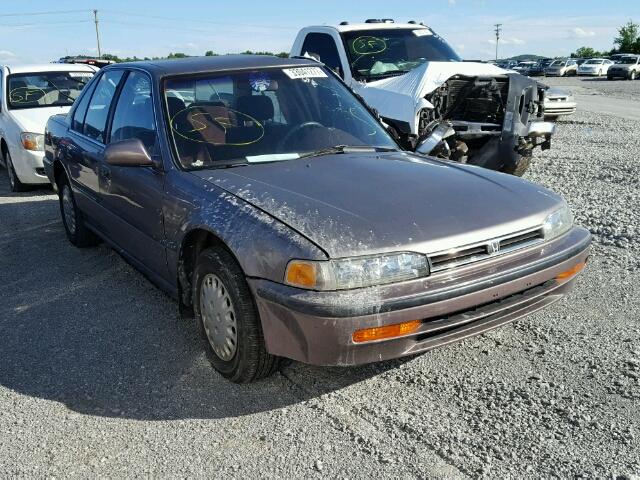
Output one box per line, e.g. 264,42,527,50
93,9,102,58
494,23,502,61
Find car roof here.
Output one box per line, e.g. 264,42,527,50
2,63,98,74
106,55,319,77
319,22,431,33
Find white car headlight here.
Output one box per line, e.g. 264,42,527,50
20,132,45,151
285,252,430,291
542,204,574,240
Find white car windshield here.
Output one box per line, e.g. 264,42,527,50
585,60,603,65
340,28,461,81
7,71,94,109
164,66,398,170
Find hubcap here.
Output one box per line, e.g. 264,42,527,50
200,273,238,361
62,186,77,235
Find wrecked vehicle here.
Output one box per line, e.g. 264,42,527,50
44,56,590,383
291,20,555,176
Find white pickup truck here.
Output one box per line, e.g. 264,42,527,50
291,19,555,175
0,63,96,191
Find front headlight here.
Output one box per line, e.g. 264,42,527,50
285,252,430,291
542,204,573,240
20,132,45,151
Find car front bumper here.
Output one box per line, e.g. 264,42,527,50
10,147,49,185
544,98,577,117
608,69,632,78
250,227,591,366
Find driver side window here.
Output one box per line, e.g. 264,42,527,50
301,33,342,76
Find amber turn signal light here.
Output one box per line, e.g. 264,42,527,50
556,261,586,281
285,261,317,288
352,319,422,343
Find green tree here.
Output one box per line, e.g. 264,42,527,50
614,20,640,53
204,50,217,56
572,46,601,58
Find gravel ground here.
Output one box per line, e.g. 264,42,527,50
0,95,639,478
540,74,640,100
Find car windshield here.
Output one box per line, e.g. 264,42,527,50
340,28,461,81
7,70,94,109
549,60,564,66
619,57,638,64
164,66,398,170
585,59,603,64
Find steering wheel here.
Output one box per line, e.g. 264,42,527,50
278,122,324,151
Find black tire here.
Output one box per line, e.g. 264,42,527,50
607,75,614,81
57,175,99,247
5,151,28,192
502,156,531,177
193,246,280,383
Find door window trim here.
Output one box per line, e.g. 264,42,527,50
71,68,126,146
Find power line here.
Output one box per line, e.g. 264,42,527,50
0,9,88,18
0,19,92,28
100,9,295,30
494,23,502,61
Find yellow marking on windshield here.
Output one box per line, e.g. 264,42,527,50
9,87,47,104
169,105,264,146
352,36,387,55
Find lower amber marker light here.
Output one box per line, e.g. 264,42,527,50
352,319,422,343
556,261,586,281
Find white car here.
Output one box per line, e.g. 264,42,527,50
543,88,577,119
577,58,613,76
0,63,97,191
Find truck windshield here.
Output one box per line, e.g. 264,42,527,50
341,28,461,81
7,71,94,109
164,66,398,170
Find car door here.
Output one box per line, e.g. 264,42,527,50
98,69,169,280
66,69,124,219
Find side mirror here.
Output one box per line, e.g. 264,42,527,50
104,138,155,167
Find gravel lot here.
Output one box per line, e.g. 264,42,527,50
0,79,639,478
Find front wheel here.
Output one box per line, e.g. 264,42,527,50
5,151,28,192
193,246,281,383
502,156,531,177
631,71,637,81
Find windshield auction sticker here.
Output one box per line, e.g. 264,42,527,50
282,67,327,79
413,29,433,37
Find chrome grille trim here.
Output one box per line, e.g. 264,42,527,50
428,227,545,273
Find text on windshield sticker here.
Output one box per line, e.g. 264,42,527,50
282,67,327,79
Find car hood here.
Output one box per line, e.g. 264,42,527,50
9,106,70,134
192,153,562,258
352,61,509,128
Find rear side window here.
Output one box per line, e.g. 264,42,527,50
71,78,97,132
83,70,124,143
301,33,342,73
110,71,156,153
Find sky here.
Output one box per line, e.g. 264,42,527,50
0,0,638,64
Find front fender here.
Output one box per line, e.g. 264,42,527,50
164,170,327,286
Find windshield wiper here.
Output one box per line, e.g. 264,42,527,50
297,145,398,160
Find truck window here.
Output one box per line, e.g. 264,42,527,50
301,33,342,75
83,70,124,143
110,71,156,153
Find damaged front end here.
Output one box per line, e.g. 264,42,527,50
412,74,554,175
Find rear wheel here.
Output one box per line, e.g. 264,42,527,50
6,151,28,192
502,156,531,177
58,175,99,247
193,246,281,383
